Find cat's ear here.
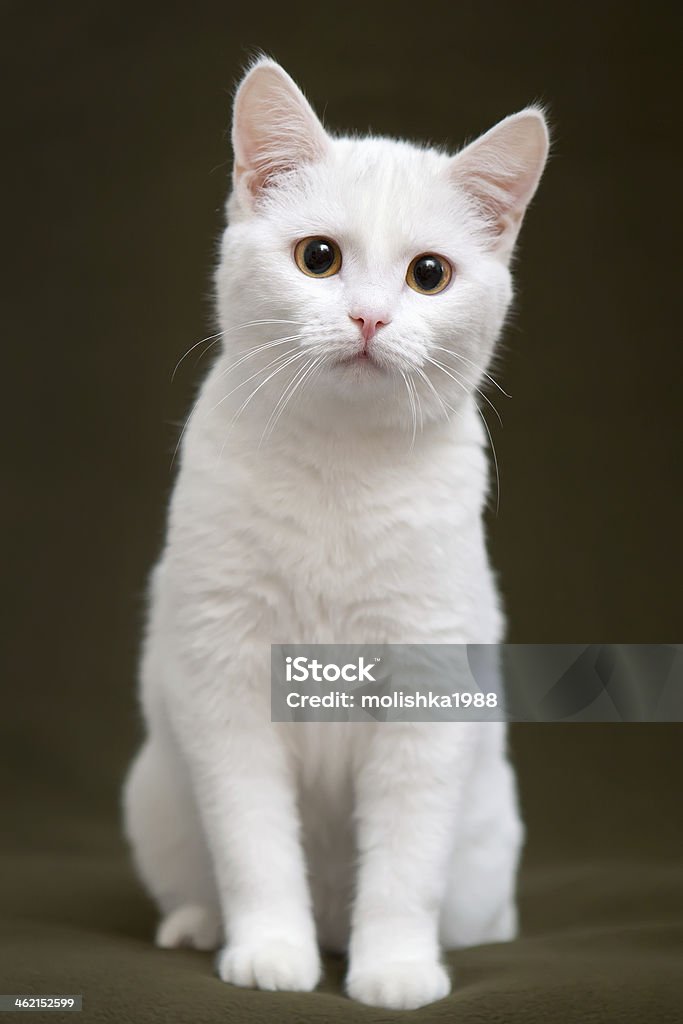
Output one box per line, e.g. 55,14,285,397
231,58,330,206
449,108,549,259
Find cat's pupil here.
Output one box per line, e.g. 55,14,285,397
413,256,444,291
303,239,335,274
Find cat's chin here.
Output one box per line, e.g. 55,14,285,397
309,357,398,413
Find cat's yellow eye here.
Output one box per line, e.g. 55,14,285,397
294,237,342,278
406,253,453,294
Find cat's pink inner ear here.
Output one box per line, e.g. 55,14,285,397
232,59,330,203
449,109,549,256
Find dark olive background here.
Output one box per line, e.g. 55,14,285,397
1,0,681,915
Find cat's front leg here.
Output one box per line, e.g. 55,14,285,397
347,723,478,1010
168,660,320,993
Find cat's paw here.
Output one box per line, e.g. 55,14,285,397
347,959,451,1010
217,939,321,992
155,904,222,951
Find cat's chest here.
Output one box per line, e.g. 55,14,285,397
174,428,490,641
229,459,476,638
244,457,453,581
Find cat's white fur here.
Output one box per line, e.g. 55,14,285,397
123,59,548,1010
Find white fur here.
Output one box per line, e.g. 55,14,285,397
123,59,548,1010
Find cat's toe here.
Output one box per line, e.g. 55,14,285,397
155,904,221,951
347,959,451,1010
217,939,321,992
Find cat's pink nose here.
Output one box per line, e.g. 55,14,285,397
349,313,390,344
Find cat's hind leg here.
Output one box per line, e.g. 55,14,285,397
123,735,221,950
439,748,523,950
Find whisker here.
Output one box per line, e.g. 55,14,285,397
214,350,310,468
421,354,501,506
430,345,511,398
428,356,502,424
230,350,309,428
171,331,224,382
260,355,323,445
424,355,503,427
413,365,453,422
192,336,225,371
477,407,501,516
170,395,201,470
216,333,308,381
400,370,417,451
408,373,424,436
206,347,304,422
171,319,305,382
260,358,314,444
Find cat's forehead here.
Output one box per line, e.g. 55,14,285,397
269,136,476,257
331,135,449,184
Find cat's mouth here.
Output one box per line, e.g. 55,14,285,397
337,350,382,369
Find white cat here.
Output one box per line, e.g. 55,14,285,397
123,58,548,1011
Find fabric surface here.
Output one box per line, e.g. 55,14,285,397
2,725,682,1023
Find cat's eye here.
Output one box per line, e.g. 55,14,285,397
294,237,342,278
406,254,452,294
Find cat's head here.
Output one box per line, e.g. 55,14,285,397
215,58,548,435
